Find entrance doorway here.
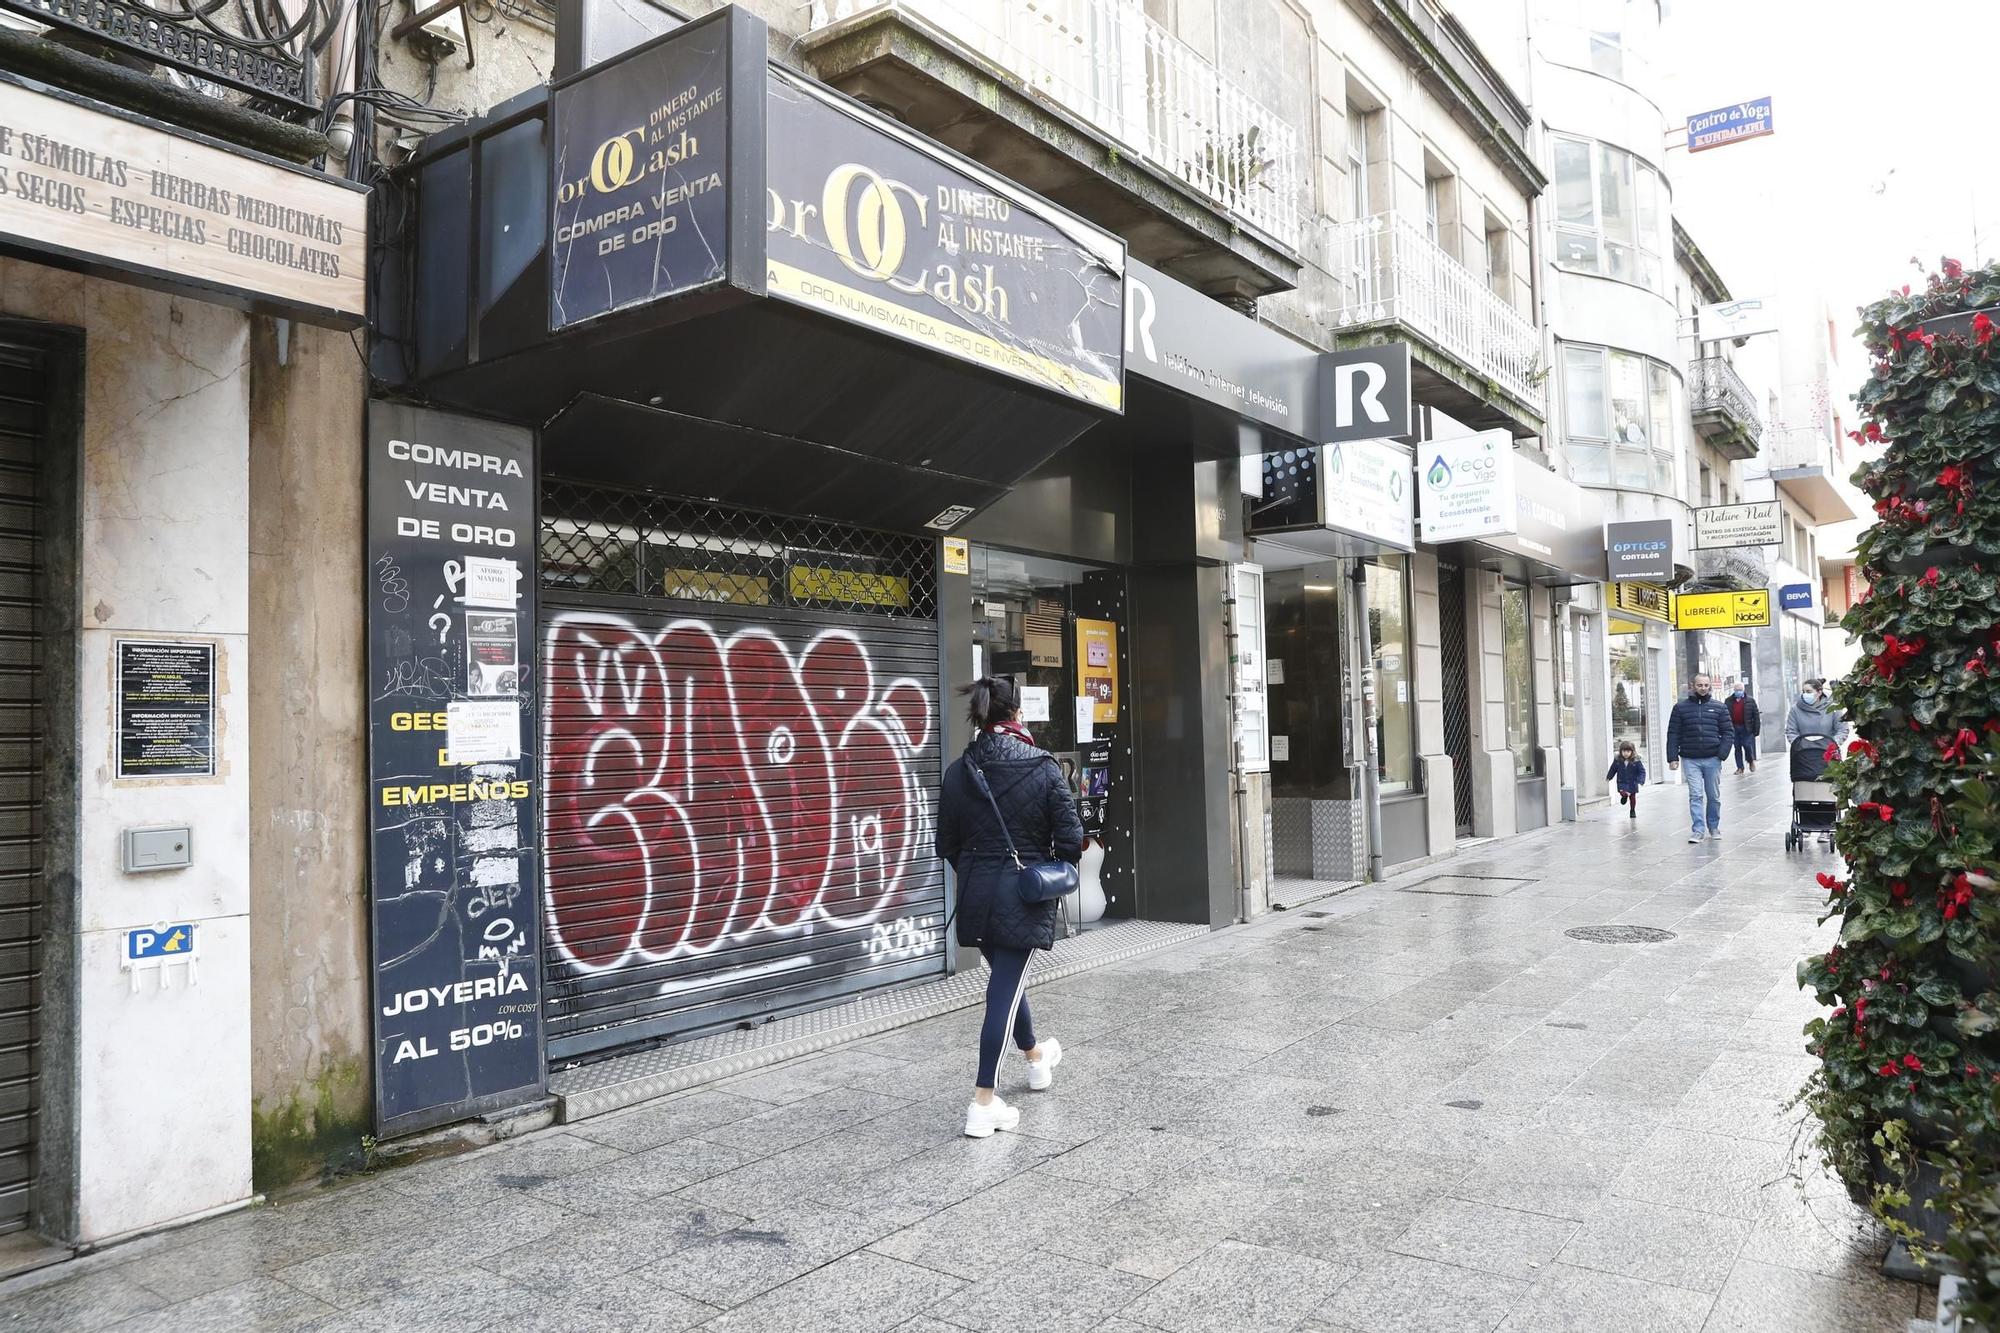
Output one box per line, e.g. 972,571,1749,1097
965,546,1129,921
1436,560,1475,836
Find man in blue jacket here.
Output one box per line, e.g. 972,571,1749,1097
1666,673,1734,844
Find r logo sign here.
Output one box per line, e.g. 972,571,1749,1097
1321,344,1412,443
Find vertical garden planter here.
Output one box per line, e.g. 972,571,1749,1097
1796,264,2000,1316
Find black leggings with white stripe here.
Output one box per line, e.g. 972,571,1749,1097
976,947,1036,1089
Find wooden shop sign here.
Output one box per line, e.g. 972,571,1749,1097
0,76,365,326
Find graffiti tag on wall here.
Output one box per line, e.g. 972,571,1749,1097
542,613,943,1004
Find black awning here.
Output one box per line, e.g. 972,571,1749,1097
373,7,1128,536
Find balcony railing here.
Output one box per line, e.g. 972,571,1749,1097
1327,211,1545,415
1688,356,1762,459
807,0,1301,246
1762,425,1841,473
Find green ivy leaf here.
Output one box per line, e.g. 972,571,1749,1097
1916,977,1962,1006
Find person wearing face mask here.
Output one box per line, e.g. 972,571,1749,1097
1784,679,1850,748
1727,682,1761,775
1666,673,1734,843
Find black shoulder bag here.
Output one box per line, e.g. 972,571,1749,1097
966,757,1080,905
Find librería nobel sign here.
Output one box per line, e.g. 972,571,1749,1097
1674,589,1771,629
0,75,365,326
764,70,1125,410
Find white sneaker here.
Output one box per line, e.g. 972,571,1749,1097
964,1095,1021,1138
1688,834,1702,844
1025,1038,1063,1092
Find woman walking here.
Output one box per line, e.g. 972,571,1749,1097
936,677,1085,1138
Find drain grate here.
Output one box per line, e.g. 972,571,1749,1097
1565,925,1677,945
1399,875,1534,898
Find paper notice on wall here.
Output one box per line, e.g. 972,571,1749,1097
463,555,521,609
1397,680,1408,704
1020,685,1051,723
1075,696,1094,742
971,644,983,681
1267,658,1285,686
446,700,521,764
1271,735,1290,762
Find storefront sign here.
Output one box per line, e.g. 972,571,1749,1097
1604,519,1675,582
1674,589,1772,629
1322,344,1413,443
765,70,1125,411
1610,580,1673,625
1694,500,1783,549
1324,437,1415,552
1076,619,1120,724
1688,96,1774,153
0,77,366,325
1419,430,1517,543
115,640,216,779
1780,582,1814,612
366,402,543,1135
1124,259,1316,434
1698,297,1779,341
549,12,734,330
1472,457,1604,581
788,563,911,609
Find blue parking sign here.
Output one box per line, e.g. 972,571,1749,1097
126,924,197,961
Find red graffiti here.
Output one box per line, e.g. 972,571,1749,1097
542,614,935,976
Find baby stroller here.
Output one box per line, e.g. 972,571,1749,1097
1785,732,1838,852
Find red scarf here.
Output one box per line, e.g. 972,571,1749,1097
987,720,1036,747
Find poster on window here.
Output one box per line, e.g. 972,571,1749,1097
1075,619,1119,724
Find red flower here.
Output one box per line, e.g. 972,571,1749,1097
1939,463,1968,489
1848,739,1879,763
1855,802,1896,823
1817,872,1847,896
1871,634,1926,680
1828,945,1843,967
1904,1053,1924,1071
1920,566,1942,589
1987,718,2000,735
1976,312,1997,346
1890,880,1909,899
1909,327,1938,351
1937,728,1982,763
1823,742,1839,763
1879,1061,1899,1077
1945,258,1965,279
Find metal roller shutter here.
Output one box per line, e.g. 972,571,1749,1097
539,486,946,1062
0,347,44,1235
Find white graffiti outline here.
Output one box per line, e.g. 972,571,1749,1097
542,613,936,976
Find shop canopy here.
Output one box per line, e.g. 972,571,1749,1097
375,7,1129,535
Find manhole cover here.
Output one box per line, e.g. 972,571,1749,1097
1565,925,1677,945
1399,875,1534,898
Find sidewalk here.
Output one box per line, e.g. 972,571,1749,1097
1,765,1931,1332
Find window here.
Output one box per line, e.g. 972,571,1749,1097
1425,175,1446,248
1346,105,1372,219
1485,217,1511,298
1562,343,1680,490
1699,463,1713,507
1551,135,1668,295
1367,556,1415,794
1501,583,1537,776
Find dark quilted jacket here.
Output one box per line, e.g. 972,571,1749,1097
937,730,1085,951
